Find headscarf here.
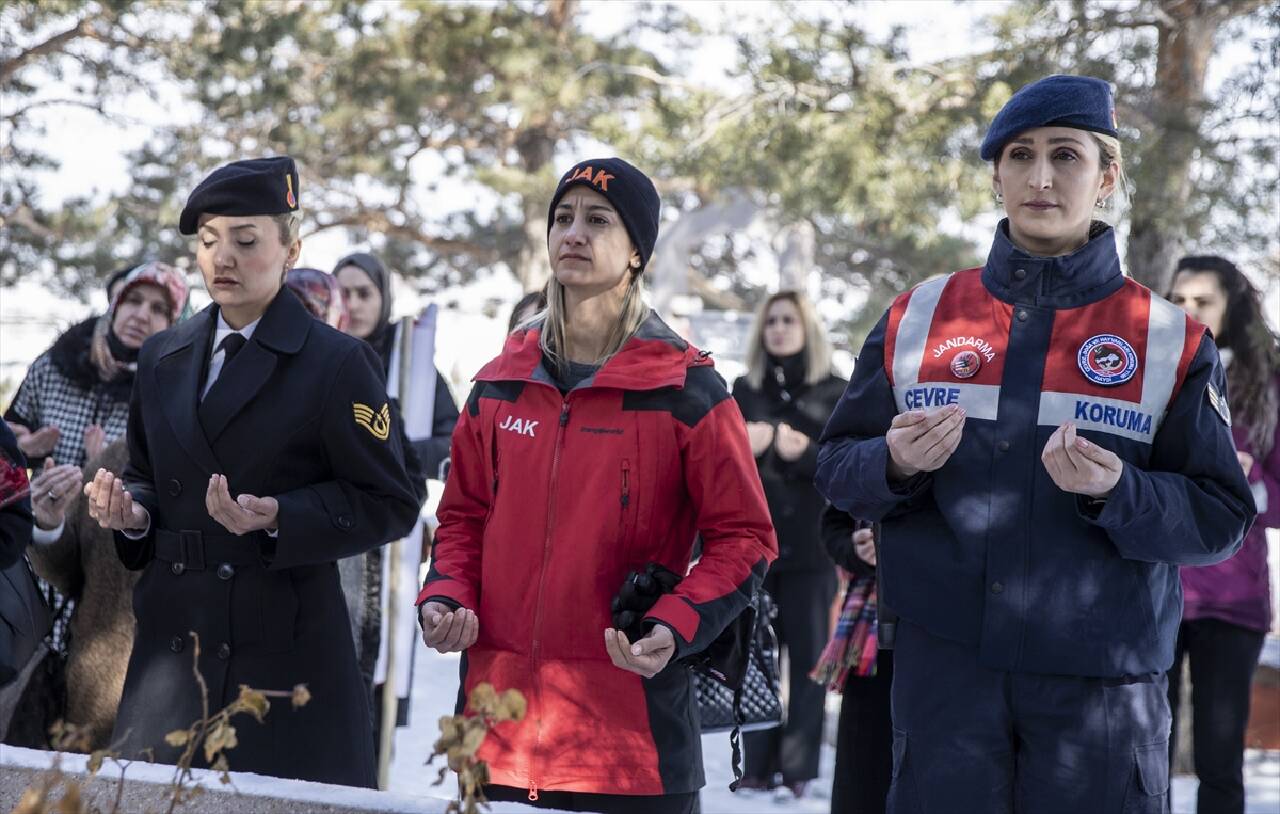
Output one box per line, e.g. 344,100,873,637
286,267,349,331
105,262,190,364
333,252,394,370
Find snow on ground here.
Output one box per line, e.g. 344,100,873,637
388,641,1280,814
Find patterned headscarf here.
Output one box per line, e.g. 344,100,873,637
286,267,349,331
109,261,190,324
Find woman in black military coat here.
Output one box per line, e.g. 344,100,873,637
83,156,419,787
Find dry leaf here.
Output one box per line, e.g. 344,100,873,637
203,721,238,764
469,682,498,713
164,729,191,747
291,684,311,709
235,686,270,722
497,689,527,722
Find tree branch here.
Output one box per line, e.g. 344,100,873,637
0,16,98,84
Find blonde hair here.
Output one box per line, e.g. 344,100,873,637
1091,133,1130,222
273,210,303,246
745,290,833,390
539,271,649,371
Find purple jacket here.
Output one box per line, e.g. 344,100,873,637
1181,374,1279,633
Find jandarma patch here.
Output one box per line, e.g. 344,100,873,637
353,402,390,440
1206,383,1231,426
1077,334,1138,386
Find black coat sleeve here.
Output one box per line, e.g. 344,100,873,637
0,419,33,569
269,342,421,570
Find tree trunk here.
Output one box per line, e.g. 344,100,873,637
1125,0,1257,293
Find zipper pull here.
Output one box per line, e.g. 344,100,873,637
621,461,630,508
528,781,539,801
560,402,571,427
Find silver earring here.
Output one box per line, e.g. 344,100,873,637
1095,198,1107,209
994,191,1004,205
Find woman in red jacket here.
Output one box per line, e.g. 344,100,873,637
418,158,777,814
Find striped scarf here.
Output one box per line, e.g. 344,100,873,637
810,572,878,692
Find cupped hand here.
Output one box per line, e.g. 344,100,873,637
83,468,147,531
1041,422,1122,499
886,405,965,480
604,624,676,678
205,474,279,536
774,423,810,462
30,458,83,530
420,602,479,653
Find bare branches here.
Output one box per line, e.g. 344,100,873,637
0,16,99,85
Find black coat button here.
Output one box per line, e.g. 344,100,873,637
217,563,235,580
171,562,185,576
217,642,232,660
997,440,1010,452
169,636,184,653
168,478,182,497
1016,310,1029,322
337,515,354,530
1013,268,1027,281
991,581,1005,594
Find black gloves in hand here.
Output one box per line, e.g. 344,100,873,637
610,562,682,642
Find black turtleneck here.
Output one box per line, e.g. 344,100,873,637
764,351,807,403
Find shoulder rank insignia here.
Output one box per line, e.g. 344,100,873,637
353,402,391,440
1206,382,1231,427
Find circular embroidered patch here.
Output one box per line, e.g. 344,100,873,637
950,350,981,379
1078,334,1138,386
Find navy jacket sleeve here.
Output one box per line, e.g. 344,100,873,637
816,311,931,520
269,343,420,570
1080,333,1255,565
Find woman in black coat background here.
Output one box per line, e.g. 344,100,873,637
84,157,419,787
732,289,847,800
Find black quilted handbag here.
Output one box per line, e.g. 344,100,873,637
687,590,782,789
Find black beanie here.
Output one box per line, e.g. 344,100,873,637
546,158,660,270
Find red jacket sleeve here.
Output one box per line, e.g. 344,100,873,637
645,395,778,657
416,386,489,611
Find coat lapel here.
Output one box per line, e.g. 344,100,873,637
196,288,312,445
155,306,222,475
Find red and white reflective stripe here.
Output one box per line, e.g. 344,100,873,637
1036,295,1187,443
890,275,1002,421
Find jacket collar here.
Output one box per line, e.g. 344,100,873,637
476,310,711,392
981,219,1125,308
152,289,314,471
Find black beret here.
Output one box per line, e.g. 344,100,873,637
178,156,300,235
980,75,1118,162
546,157,660,270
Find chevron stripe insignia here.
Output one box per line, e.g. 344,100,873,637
352,402,391,441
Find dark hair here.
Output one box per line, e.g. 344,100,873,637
1173,255,1279,456
508,288,548,333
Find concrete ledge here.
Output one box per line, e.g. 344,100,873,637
0,746,548,813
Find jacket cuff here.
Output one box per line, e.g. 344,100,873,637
644,594,698,658
416,579,476,613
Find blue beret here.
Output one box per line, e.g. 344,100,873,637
547,157,660,270
980,75,1118,162
179,156,300,235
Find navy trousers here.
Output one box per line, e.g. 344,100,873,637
887,620,1171,814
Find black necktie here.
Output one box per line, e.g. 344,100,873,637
218,332,246,362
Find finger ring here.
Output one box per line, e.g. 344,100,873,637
47,490,59,501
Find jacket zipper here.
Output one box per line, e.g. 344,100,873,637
528,400,571,799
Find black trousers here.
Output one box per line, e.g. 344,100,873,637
485,784,700,813
1167,617,1266,814
831,650,894,814
743,567,837,785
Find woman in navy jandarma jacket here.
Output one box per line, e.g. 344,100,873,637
816,76,1255,814
417,158,777,814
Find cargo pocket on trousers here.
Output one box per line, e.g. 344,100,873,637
1123,741,1169,813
